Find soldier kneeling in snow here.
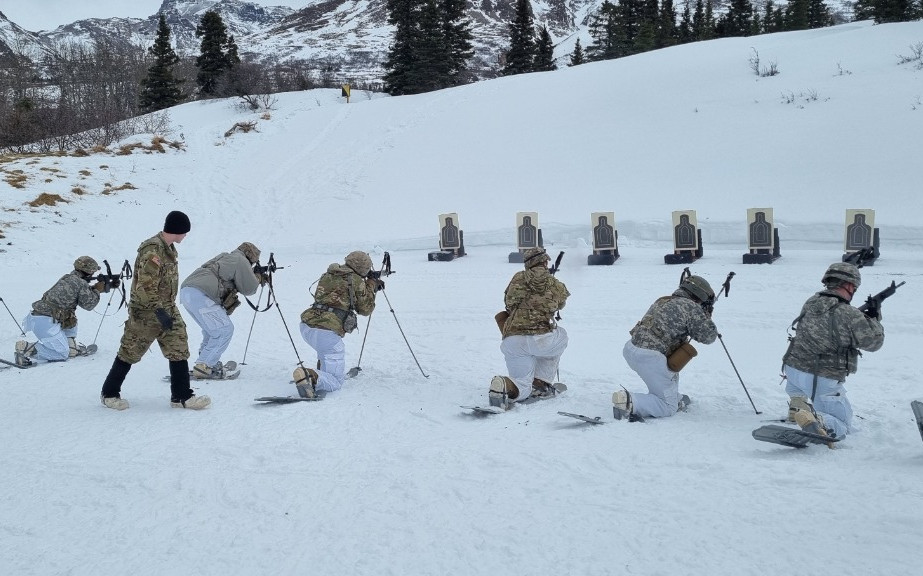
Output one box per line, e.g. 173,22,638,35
15,256,113,366
781,262,884,440
295,251,382,398
614,274,717,420
490,247,570,409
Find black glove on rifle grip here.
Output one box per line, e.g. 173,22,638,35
155,308,174,330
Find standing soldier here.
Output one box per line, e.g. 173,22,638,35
179,242,264,379
294,251,382,398
781,262,884,440
14,256,113,366
615,274,718,420
99,211,210,410
489,247,570,409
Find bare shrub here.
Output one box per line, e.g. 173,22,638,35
28,192,68,207
749,48,780,77
224,121,258,137
897,42,923,68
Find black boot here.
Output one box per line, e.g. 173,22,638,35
169,359,192,402
101,356,131,398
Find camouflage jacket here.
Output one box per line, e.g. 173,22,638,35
31,270,100,329
782,290,884,381
630,289,718,356
502,267,570,337
181,249,259,305
129,233,180,312
300,263,377,337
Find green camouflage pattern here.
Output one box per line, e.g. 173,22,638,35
630,290,718,356
301,263,377,337
31,270,100,329
501,266,569,337
782,290,884,380
118,232,189,363
117,308,189,363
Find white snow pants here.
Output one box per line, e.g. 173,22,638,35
299,324,346,393
499,327,568,403
783,364,852,438
622,340,680,419
22,313,76,362
180,287,234,367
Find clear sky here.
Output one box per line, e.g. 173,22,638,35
0,0,307,32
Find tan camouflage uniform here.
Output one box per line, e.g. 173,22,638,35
31,271,100,329
501,265,570,337
301,263,378,337
496,248,570,401
118,232,189,363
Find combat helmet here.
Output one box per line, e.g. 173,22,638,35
237,242,261,264
73,256,100,276
822,262,861,288
523,247,550,269
345,251,373,276
680,275,715,304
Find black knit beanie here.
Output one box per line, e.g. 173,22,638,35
163,210,191,234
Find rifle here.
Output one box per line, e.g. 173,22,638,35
247,253,285,312
89,259,133,310
843,246,876,268
857,280,905,318
549,251,564,275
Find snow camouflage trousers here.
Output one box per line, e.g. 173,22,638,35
117,307,190,363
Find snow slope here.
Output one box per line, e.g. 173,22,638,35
1,20,921,576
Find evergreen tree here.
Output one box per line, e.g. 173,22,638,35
615,0,647,56
383,0,417,95
586,1,620,61
442,0,474,86
535,25,557,71
139,13,185,112
762,0,779,33
504,0,538,75
703,0,716,40
784,0,810,30
807,0,832,28
719,0,754,37
657,0,678,48
569,38,585,66
679,1,693,43
635,0,660,53
195,10,236,96
872,0,916,22
692,0,706,40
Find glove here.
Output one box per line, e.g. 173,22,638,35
155,308,174,330
255,272,269,285
374,278,385,292
93,281,107,293
110,278,121,289
863,300,881,321
703,303,714,318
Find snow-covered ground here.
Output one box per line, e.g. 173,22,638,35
1,20,921,575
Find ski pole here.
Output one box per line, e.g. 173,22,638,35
91,288,118,346
717,333,761,414
240,283,264,365
347,312,372,378
379,287,428,378
0,296,26,336
709,271,760,414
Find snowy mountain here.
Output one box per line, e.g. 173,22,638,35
1,0,633,82
1,20,922,576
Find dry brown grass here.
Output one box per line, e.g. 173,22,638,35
73,148,89,157
3,170,28,188
27,193,68,207
79,169,92,177
224,121,258,137
102,182,136,195
261,112,271,120
72,186,86,195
